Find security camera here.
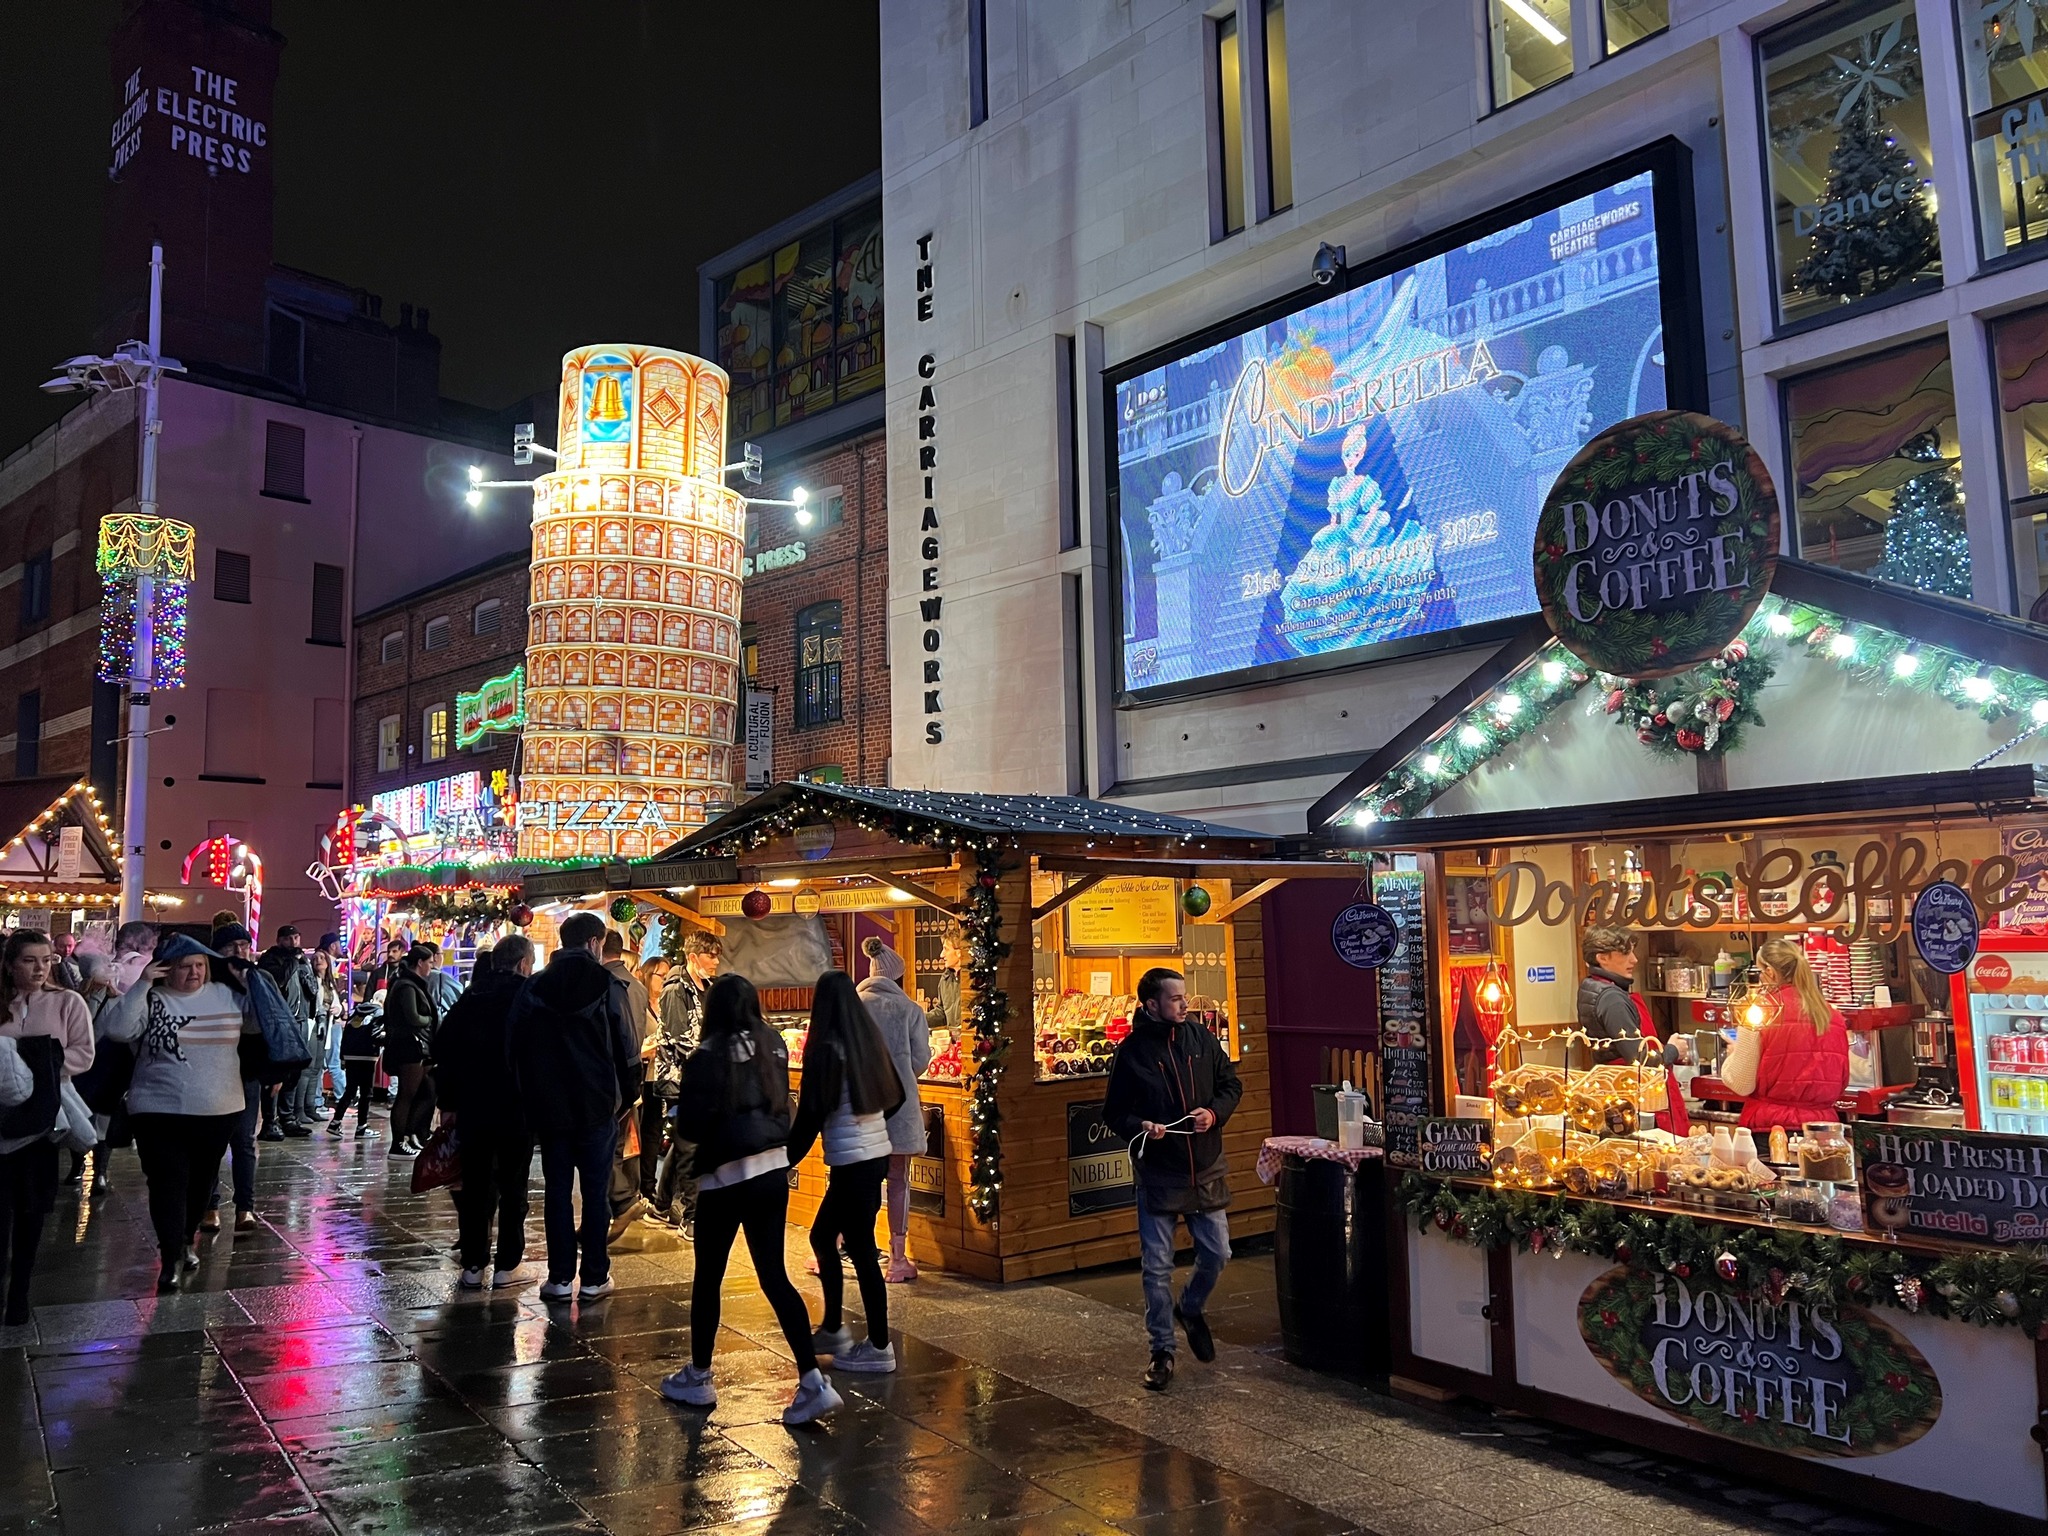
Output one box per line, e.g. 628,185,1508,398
1312,243,1347,286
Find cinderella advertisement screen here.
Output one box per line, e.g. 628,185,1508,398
1111,157,1691,697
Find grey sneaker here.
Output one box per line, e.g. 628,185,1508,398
659,1363,716,1407
810,1325,853,1358
782,1372,844,1425
833,1339,897,1374
578,1277,615,1301
539,1278,575,1302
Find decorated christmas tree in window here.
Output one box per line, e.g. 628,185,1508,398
1873,433,1971,599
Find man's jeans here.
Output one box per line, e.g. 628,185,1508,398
539,1120,617,1285
1135,1183,1231,1356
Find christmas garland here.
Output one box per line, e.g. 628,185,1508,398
1601,640,1776,756
389,888,520,924
1398,1174,2048,1335
962,845,1012,1225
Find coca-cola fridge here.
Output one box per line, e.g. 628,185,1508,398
1950,933,2048,1133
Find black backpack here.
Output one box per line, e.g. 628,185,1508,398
0,1034,62,1139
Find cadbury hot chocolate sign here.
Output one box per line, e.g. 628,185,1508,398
1534,411,1780,679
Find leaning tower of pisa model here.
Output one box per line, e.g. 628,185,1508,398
516,345,746,862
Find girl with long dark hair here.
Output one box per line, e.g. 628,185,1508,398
788,970,904,1374
659,973,841,1425
0,930,95,1322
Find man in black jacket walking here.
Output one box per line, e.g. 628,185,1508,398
435,934,536,1290
1102,967,1243,1392
509,910,640,1303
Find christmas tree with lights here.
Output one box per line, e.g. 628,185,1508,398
1793,112,1939,301
1874,434,1971,599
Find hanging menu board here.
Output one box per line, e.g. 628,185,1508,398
1065,877,1181,953
1376,869,1431,1167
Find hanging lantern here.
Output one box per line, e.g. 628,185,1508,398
1181,885,1212,918
1729,968,1781,1032
740,889,773,921
1472,957,1514,1029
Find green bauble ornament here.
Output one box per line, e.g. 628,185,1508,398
1181,885,1212,918
609,896,638,923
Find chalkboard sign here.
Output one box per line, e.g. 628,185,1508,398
1419,1118,1492,1177
1851,1121,2048,1247
1375,870,1431,1167
1067,1102,1138,1216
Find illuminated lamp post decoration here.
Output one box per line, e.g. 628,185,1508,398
181,835,262,942
516,345,747,861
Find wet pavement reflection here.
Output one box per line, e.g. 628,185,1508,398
0,1119,1915,1536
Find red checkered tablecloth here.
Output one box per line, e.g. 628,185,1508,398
1256,1135,1384,1185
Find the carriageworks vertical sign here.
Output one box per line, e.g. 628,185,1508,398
914,231,944,745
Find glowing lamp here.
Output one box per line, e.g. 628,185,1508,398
1472,957,1514,1029
516,345,745,860
1729,969,1781,1031
1964,672,1996,703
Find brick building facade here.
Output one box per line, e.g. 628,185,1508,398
350,552,529,803
741,428,890,788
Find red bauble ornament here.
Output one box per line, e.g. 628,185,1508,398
1715,1251,1740,1283
1723,639,1748,662
978,871,999,889
1433,1209,1453,1232
1614,1241,1633,1264
1604,689,1624,715
1672,1262,1691,1280
509,903,533,928
740,889,773,920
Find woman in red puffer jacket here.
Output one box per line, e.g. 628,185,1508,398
1719,937,1849,1134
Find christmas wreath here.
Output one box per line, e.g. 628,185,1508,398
1601,639,1775,756
1399,1174,2048,1335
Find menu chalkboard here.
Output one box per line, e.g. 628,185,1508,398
1420,1118,1492,1177
1851,1122,2048,1247
1375,870,1431,1167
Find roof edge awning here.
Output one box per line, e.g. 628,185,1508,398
0,778,122,890
1327,764,2048,851
1309,560,2048,837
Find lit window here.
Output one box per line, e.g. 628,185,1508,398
1489,0,1572,107
1963,0,2048,263
1991,307,2048,619
1786,337,1970,601
1263,0,1292,213
741,621,760,682
1604,0,1667,54
377,715,401,773
1761,0,1939,330
1216,13,1246,235
795,602,843,729
423,705,449,763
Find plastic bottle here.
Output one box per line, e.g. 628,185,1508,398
1712,948,1735,997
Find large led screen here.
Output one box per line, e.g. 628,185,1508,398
1113,168,1676,694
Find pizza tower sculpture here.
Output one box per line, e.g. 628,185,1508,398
516,345,744,860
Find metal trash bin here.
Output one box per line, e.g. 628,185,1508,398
1273,1153,1389,1377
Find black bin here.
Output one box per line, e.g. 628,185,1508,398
1273,1153,1389,1377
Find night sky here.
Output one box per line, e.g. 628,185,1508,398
0,0,882,453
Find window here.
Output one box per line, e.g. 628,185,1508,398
423,705,449,763
741,620,760,682
1215,13,1246,236
1785,337,1969,600
1604,0,1667,53
1263,0,1292,213
472,598,502,636
1489,0,1572,107
712,200,882,440
377,714,401,773
14,692,38,778
262,420,306,500
822,486,847,528
968,0,988,128
19,548,50,628
380,631,403,664
1992,307,2048,617
423,616,451,652
310,562,344,644
1963,0,2048,264
1761,0,1939,331
795,602,843,729
213,550,251,604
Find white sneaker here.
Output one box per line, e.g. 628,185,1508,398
810,1325,853,1358
539,1278,575,1302
458,1268,486,1290
833,1339,897,1374
578,1277,615,1301
491,1267,526,1288
782,1370,844,1425
659,1363,716,1407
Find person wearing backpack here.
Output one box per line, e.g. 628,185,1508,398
508,911,639,1303
787,970,905,1375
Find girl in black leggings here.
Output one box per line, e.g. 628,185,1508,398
327,1007,381,1137
658,975,839,1426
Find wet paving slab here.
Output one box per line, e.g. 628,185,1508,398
0,1114,1925,1536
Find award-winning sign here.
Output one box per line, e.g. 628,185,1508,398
1418,1118,1491,1177
1534,411,1779,679
1852,1122,2048,1246
455,666,525,749
1579,1266,1939,1456
1331,901,1402,969
1067,1102,1137,1216
1912,880,1979,975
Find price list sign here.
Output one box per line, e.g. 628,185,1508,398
1375,869,1431,1167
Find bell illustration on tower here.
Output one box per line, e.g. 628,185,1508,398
586,369,629,424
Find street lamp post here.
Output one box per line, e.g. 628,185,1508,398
44,242,189,924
